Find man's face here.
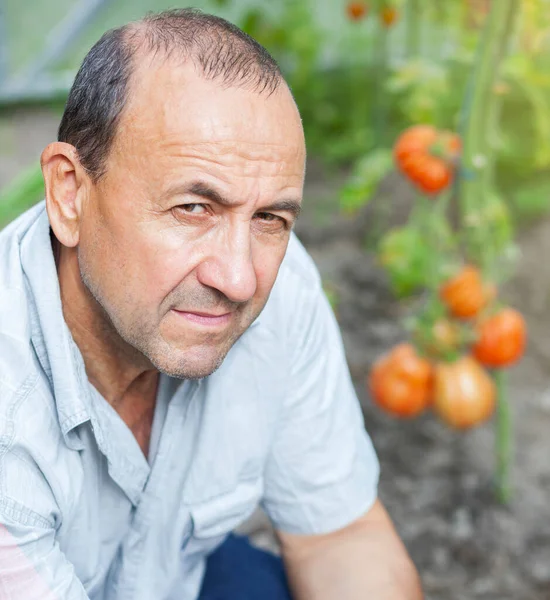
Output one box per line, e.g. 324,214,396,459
76,60,306,379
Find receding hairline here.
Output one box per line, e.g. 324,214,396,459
106,21,299,155
58,8,290,182
120,22,288,102
121,13,284,96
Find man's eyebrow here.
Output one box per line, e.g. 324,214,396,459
173,180,302,219
258,200,302,219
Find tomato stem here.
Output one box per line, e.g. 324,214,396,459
372,14,389,146
494,369,512,503
405,0,421,58
458,0,518,266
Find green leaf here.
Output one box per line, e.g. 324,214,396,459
511,178,550,222
340,148,394,214
377,225,431,297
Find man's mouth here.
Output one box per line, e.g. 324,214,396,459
171,309,233,327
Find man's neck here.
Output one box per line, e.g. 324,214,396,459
53,235,159,455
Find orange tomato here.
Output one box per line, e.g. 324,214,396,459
346,1,368,20
473,308,526,368
380,6,398,27
439,265,494,319
433,356,496,429
393,125,461,194
368,343,433,418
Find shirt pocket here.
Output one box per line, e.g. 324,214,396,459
183,477,264,561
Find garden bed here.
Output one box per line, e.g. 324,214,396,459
296,171,550,600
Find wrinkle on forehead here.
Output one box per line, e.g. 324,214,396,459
157,139,305,169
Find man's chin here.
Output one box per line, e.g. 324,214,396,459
149,344,231,380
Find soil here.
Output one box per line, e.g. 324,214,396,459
243,163,550,600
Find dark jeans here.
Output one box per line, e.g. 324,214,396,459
198,534,292,600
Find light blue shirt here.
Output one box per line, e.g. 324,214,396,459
0,202,379,600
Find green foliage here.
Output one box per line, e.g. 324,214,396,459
2,0,550,232
497,52,550,183
377,224,429,297
339,148,393,214
510,177,550,224
386,59,456,126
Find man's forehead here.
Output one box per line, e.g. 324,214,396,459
121,58,303,145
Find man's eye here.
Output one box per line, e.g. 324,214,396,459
256,212,283,223
180,204,207,214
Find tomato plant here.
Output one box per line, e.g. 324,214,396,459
366,0,526,504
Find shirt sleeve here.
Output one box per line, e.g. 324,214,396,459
0,453,90,600
260,274,380,535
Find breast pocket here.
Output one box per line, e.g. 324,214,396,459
183,477,264,562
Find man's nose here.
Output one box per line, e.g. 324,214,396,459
196,227,257,304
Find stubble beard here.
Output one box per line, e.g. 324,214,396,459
77,250,257,380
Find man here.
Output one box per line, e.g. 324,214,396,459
0,9,422,600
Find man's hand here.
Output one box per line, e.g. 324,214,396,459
276,498,423,600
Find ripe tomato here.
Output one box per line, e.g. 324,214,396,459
473,308,526,368
394,125,461,194
439,265,495,319
380,6,398,27
433,356,496,429
346,1,368,20
368,343,433,418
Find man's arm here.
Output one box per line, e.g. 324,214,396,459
0,413,90,599
0,501,90,600
277,499,423,600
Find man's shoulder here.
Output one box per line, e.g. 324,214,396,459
0,205,44,393
0,202,45,291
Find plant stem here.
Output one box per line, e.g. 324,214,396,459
372,21,389,147
494,369,512,503
458,0,518,264
405,0,421,58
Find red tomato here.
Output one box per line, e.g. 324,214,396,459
368,343,433,418
394,125,461,194
439,265,495,319
473,308,526,368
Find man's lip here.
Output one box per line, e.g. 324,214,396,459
171,309,234,327
173,309,231,318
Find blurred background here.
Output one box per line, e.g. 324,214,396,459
2,1,550,598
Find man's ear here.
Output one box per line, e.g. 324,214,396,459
41,142,90,248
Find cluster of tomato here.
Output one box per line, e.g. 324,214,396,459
346,2,399,27
394,124,462,195
368,264,527,429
